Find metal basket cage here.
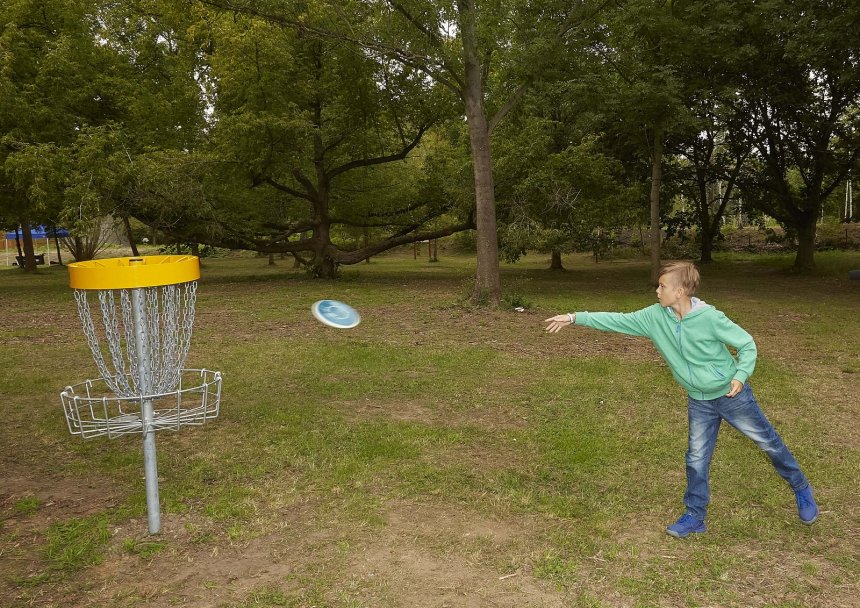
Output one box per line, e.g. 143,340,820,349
61,368,222,440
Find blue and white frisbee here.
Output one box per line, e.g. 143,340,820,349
311,300,361,329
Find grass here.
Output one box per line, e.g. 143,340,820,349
44,515,111,572
121,537,169,559
12,496,40,517
1,248,859,607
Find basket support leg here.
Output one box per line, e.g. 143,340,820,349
132,287,161,535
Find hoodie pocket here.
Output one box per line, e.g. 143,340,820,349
687,364,730,393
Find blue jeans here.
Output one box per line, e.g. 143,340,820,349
684,383,809,520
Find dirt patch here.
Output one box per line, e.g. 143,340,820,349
3,493,332,608
0,461,121,605
337,398,441,426
78,506,325,608
3,489,572,608
0,468,118,523
0,309,82,346
343,500,570,608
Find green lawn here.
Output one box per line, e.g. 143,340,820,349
1,249,858,607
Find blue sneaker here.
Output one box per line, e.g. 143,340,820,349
795,485,819,525
666,513,706,538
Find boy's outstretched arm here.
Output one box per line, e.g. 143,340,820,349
546,309,652,337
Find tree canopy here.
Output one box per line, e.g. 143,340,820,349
2,0,857,277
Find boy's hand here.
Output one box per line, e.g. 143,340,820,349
726,379,743,398
544,314,573,333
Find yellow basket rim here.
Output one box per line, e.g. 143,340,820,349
68,255,200,290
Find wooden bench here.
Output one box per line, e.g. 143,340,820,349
14,254,45,266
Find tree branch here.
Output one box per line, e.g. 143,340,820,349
821,148,860,200
333,216,475,264
327,123,431,180
488,81,530,133
264,176,316,202
558,0,617,39
386,0,465,90
367,199,437,218
199,0,464,95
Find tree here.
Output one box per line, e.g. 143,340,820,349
125,6,473,277
1,0,206,264
197,0,611,301
374,0,617,299
0,0,75,271
590,0,695,282
667,0,754,263
729,0,860,269
672,123,749,263
493,77,639,269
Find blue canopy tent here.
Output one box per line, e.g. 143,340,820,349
4,226,70,266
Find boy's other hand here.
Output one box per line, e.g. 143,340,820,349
726,379,743,398
544,315,573,333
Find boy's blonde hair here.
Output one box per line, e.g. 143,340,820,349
658,261,700,295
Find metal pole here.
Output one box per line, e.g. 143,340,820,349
131,286,160,534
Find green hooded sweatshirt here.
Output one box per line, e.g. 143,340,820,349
575,298,756,400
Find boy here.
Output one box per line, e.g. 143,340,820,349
544,261,819,537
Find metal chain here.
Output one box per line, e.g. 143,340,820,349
99,290,134,396
145,287,161,392
179,281,197,367
120,289,139,394
157,285,181,393
75,290,115,391
74,281,199,398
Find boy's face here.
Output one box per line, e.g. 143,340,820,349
656,272,688,308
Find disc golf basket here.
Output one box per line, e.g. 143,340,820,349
60,256,222,534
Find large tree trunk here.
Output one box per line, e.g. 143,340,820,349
313,193,339,278
312,221,338,278
19,217,37,272
123,215,140,256
52,225,64,266
649,128,664,284
550,250,564,270
699,225,715,263
794,212,817,270
459,0,501,306
53,235,63,265
294,232,308,268
310,109,340,279
316,254,337,278
695,173,713,263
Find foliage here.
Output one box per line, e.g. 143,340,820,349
119,3,476,277
59,217,113,262
727,0,860,268
494,109,640,264
2,0,857,279
0,0,205,269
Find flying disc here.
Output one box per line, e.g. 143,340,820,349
311,300,361,329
